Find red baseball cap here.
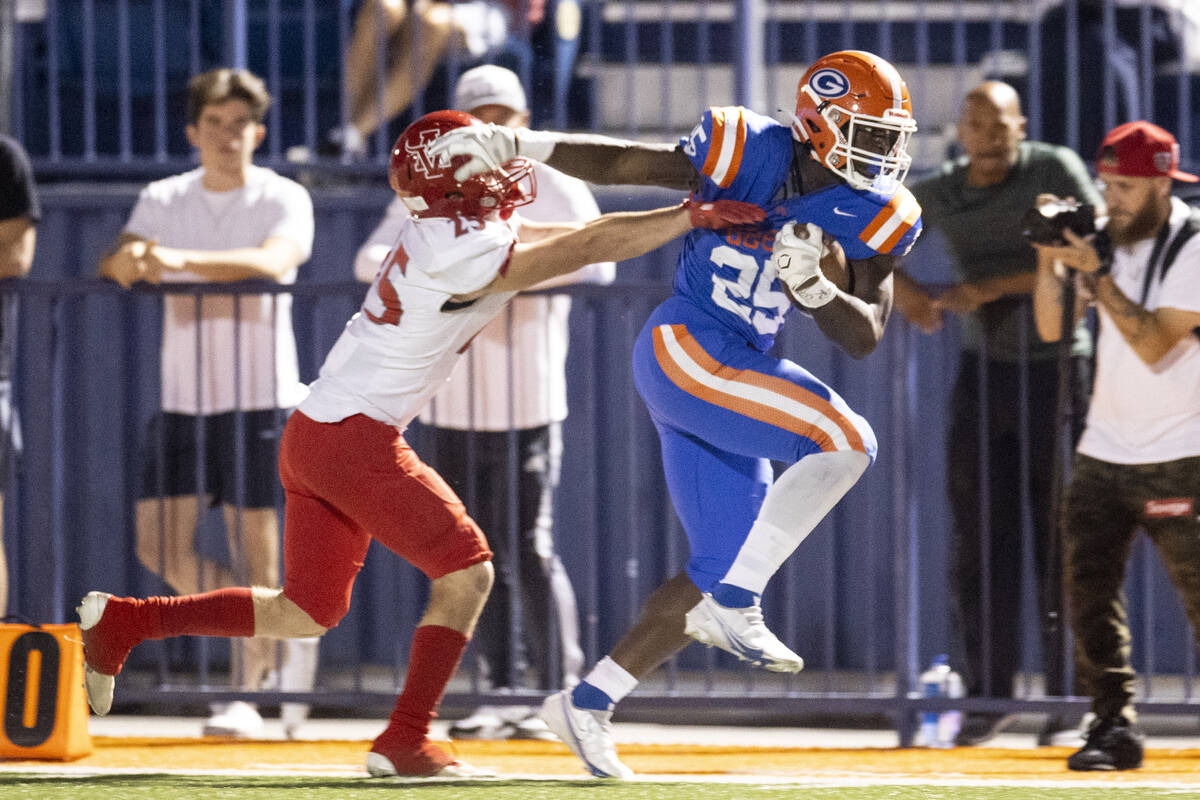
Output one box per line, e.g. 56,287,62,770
1096,120,1198,182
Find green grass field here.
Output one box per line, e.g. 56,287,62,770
4,775,1200,800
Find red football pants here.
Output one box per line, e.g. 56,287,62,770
278,411,491,629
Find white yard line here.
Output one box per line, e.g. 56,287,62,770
1,763,1197,791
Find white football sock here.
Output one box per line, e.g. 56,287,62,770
722,450,870,595
582,656,639,705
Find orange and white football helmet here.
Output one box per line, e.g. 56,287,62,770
792,50,917,191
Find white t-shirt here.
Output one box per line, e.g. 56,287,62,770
1078,196,1200,464
302,214,520,430
354,164,615,430
125,166,314,415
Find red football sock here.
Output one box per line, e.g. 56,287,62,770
140,587,257,639
382,625,468,742
84,588,257,677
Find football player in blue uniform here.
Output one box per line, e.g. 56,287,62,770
432,50,922,778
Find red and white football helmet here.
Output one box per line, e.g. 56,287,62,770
792,50,917,191
389,110,535,219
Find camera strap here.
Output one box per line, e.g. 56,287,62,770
1137,223,1173,306
1138,208,1200,307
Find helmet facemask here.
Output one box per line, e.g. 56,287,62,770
802,85,916,192
468,157,536,219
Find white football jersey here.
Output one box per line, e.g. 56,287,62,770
354,164,616,430
299,213,519,429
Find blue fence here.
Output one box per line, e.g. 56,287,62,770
6,184,1199,741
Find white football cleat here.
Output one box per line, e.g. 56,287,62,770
365,753,495,779
366,735,496,778
203,700,265,738
684,593,804,673
538,690,633,779
76,591,116,716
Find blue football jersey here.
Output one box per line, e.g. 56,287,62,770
677,106,923,351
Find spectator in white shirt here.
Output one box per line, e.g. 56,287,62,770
98,67,318,739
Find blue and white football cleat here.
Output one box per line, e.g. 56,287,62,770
683,593,804,673
538,690,633,779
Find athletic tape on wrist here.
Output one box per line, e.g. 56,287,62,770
794,274,837,308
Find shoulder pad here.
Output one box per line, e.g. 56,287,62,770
856,184,923,256
681,106,749,189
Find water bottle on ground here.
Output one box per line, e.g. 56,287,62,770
918,654,962,748
938,665,964,746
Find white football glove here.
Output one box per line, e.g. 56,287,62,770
772,221,837,309
428,123,558,182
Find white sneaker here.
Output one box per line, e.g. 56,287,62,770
448,705,508,739
538,690,633,779
511,710,556,742
279,638,319,739
203,700,265,738
683,593,804,673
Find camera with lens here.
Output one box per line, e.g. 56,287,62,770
1021,199,1096,246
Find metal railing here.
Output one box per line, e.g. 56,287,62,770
5,274,1199,741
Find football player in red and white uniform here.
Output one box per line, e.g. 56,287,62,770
431,50,921,779
75,110,762,778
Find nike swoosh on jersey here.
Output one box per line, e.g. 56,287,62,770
832,206,856,217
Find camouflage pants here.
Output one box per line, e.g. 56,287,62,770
1063,453,1200,721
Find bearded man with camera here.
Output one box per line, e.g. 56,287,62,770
894,81,1101,748
1033,120,1200,773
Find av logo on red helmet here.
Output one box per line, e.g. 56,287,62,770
405,129,445,178
808,68,851,99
